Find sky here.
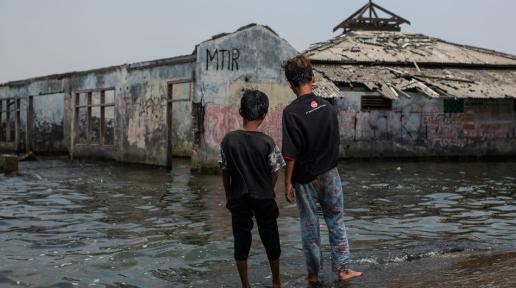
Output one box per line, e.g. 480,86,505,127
1,0,515,83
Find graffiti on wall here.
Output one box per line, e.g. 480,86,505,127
255,105,285,146
204,105,240,149
206,48,240,71
203,104,286,150
334,99,516,156
127,84,166,150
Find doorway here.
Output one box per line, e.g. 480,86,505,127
166,80,193,169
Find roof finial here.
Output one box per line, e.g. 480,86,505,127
333,0,411,34
369,0,372,18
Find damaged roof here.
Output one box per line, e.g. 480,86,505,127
306,30,516,99
307,31,516,66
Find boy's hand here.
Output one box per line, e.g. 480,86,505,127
285,183,295,203
284,160,296,203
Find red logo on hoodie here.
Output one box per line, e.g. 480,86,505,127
311,100,318,108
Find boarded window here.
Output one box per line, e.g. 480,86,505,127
8,100,16,141
444,99,464,113
92,91,101,106
75,89,115,146
172,82,191,100
78,107,88,143
104,90,115,105
0,99,17,143
104,106,115,145
76,93,88,143
90,106,101,143
361,96,392,111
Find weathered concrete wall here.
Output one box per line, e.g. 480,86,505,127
0,58,195,166
333,91,516,158
32,93,65,153
69,68,123,160
0,78,67,154
193,25,297,168
0,86,20,153
5,23,511,168
122,62,194,166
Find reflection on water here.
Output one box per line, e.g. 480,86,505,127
0,158,515,287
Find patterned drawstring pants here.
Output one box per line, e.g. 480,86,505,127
294,167,351,275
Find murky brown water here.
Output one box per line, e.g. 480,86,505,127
0,158,515,287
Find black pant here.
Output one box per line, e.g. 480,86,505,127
230,196,281,261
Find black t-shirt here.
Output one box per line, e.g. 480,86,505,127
219,130,285,201
282,93,340,184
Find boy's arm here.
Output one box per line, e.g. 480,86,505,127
269,144,286,188
222,171,231,204
284,160,295,203
282,110,300,203
272,170,280,187
218,146,231,206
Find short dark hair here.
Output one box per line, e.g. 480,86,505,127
283,54,313,87
240,89,269,121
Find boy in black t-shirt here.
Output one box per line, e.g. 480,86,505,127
219,89,285,288
282,55,362,283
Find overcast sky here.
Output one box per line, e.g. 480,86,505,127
1,0,515,83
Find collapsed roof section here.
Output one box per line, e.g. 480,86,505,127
307,31,516,99
315,65,516,99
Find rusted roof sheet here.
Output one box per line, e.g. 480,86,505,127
314,64,516,99
306,31,516,66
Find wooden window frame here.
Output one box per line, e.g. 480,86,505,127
75,88,115,146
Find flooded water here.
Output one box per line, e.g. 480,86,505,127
1,158,515,287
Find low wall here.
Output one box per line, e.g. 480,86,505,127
0,154,18,173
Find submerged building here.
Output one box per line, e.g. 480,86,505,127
310,1,516,158
0,1,515,169
0,24,297,169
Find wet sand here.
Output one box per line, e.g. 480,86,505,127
182,251,516,287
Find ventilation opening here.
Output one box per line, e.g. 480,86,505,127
444,99,464,113
361,96,392,111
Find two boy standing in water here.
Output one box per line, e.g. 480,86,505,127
219,55,362,287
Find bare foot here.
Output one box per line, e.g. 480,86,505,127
272,284,281,288
305,274,320,283
338,270,363,281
